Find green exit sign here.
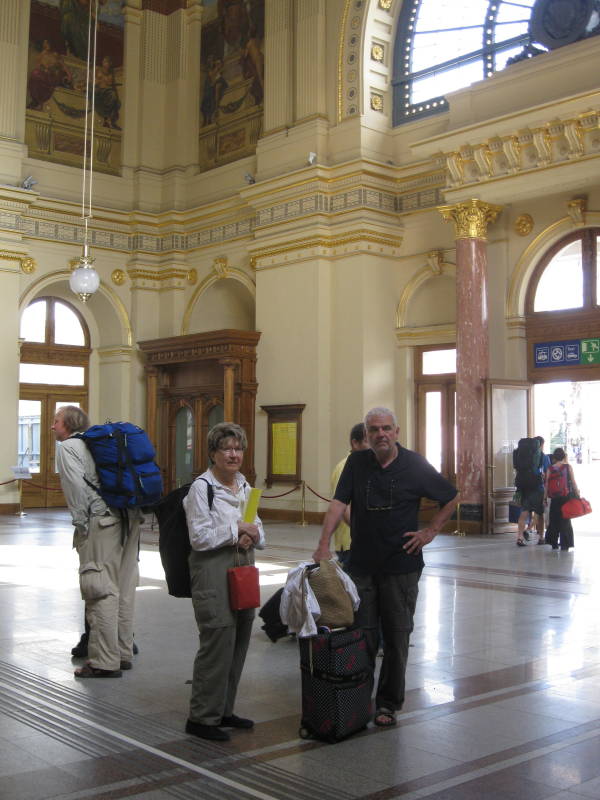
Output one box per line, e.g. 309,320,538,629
581,339,600,364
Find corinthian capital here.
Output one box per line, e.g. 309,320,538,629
438,199,503,240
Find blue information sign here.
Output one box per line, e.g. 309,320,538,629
534,340,580,367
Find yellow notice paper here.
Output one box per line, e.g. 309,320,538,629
243,488,262,522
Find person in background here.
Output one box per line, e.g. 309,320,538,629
53,405,142,678
544,447,579,551
184,422,265,742
330,422,369,568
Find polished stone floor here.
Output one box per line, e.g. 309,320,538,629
1,508,600,800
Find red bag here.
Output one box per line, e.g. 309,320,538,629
561,497,592,519
227,564,260,610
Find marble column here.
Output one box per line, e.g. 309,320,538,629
439,199,502,529
220,359,239,422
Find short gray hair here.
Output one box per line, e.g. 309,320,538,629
57,405,90,434
207,422,248,463
364,407,397,428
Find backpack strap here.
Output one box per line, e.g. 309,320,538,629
198,477,214,510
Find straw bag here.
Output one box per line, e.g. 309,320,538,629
307,559,354,629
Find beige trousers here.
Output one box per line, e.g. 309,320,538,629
75,511,140,671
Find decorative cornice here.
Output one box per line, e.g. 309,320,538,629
395,324,456,347
437,108,600,190
249,231,403,271
438,199,503,240
0,250,36,273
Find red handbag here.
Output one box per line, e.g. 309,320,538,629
561,497,592,519
227,562,260,610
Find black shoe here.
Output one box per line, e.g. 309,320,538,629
133,641,139,655
71,632,89,658
221,714,254,729
120,660,133,670
185,719,230,741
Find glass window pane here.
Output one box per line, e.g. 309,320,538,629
534,241,583,311
494,21,529,43
20,363,85,385
425,392,442,472
18,399,41,473
175,407,194,487
412,60,484,104
422,349,457,375
20,300,47,343
596,236,600,305
491,387,528,489
55,302,85,346
412,29,483,72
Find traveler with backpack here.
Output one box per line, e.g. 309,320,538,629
544,447,579,551
513,436,546,547
183,422,264,742
53,406,144,678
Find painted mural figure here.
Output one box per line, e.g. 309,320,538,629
240,24,263,105
94,55,121,129
218,0,250,53
201,56,228,126
59,0,107,61
27,39,73,110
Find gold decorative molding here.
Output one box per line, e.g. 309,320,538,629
0,251,36,273
438,199,503,240
567,196,586,226
68,257,79,271
395,324,456,347
379,0,392,9
111,268,127,286
514,214,534,236
213,256,231,279
370,93,384,112
187,268,197,284
249,231,404,271
371,43,384,62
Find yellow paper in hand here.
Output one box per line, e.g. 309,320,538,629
243,488,262,523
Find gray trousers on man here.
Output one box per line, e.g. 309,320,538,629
350,570,420,711
189,547,255,726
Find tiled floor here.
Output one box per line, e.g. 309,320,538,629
1,509,600,799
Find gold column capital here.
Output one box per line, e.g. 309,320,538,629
438,199,503,240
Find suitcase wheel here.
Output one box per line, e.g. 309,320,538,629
299,726,311,740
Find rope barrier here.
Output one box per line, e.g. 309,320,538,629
305,483,331,503
0,478,17,486
261,485,300,499
28,482,64,491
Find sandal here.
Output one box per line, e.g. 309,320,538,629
516,539,526,547
74,663,122,679
374,708,397,727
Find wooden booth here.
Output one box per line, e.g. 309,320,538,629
139,330,260,491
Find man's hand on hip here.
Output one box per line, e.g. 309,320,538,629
402,527,436,554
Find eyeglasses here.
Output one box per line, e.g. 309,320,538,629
218,447,244,455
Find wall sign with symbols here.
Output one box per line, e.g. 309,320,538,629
534,338,600,367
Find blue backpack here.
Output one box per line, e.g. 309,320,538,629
76,422,163,509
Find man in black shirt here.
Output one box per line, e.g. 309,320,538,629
313,407,458,727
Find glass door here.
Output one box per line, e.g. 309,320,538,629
485,380,532,532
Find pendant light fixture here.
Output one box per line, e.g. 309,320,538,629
69,0,101,303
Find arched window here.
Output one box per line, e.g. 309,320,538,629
19,297,90,508
393,0,600,126
527,229,598,314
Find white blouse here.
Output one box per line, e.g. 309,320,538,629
183,468,265,552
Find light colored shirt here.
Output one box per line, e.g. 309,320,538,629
55,436,107,534
183,468,265,552
331,454,350,552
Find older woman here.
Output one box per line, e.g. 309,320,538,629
183,422,264,742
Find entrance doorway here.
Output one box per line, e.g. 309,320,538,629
534,380,600,531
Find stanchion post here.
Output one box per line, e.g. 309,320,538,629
297,480,308,527
15,479,27,518
453,500,465,536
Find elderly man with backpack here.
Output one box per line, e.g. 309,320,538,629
513,436,547,547
53,405,149,678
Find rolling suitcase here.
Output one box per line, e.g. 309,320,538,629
299,627,373,743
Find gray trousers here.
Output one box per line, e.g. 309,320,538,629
350,570,420,711
189,547,255,726
75,511,140,671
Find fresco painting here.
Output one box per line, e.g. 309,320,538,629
199,0,264,172
25,0,124,175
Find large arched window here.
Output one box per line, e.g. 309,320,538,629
527,229,598,314
393,0,600,125
19,297,90,508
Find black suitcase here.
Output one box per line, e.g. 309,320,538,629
299,627,373,743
